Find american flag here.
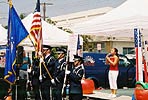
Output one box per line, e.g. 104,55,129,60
145,41,148,51
134,28,143,82
30,0,42,54
143,40,148,82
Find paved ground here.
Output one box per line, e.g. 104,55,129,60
27,88,134,100
2,87,134,100
82,88,134,100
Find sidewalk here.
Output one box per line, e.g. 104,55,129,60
83,88,134,100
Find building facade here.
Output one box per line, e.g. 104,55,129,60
51,7,135,55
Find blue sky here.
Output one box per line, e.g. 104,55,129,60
0,0,125,26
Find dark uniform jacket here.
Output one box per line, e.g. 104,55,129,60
54,57,66,86
31,58,40,86
42,54,55,82
69,65,84,94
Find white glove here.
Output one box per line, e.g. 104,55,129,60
27,80,31,83
27,68,31,73
81,79,85,83
40,58,44,63
51,79,56,85
65,70,71,74
38,51,42,56
42,74,46,79
39,75,42,82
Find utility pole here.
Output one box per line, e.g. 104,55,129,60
40,2,53,20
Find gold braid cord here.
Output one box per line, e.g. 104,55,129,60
42,62,53,79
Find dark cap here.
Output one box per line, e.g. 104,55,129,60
43,45,52,50
56,48,66,54
73,55,84,62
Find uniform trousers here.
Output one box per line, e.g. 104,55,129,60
69,94,83,100
41,80,51,100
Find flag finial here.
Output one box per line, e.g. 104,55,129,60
8,0,12,8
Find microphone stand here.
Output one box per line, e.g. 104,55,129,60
15,63,21,100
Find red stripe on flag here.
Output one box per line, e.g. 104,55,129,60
31,25,41,29
30,12,42,53
32,20,41,23
135,48,139,81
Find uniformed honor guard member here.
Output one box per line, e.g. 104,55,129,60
51,48,67,100
40,45,56,100
31,58,41,100
66,55,85,100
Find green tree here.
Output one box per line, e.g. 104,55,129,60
81,35,93,52
3,13,26,28
4,26,8,29
20,13,26,19
46,18,57,25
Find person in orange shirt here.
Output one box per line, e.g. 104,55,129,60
106,48,119,98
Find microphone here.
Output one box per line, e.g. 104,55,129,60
107,53,112,57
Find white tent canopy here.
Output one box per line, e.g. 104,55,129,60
0,24,7,45
71,0,148,38
21,13,71,46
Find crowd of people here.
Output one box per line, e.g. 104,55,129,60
18,45,85,100
2,45,120,100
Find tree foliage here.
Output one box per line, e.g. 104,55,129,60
81,35,93,52
20,13,26,19
46,18,57,25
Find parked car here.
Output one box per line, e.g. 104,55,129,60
83,52,136,89
125,54,136,65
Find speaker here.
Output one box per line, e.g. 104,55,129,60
0,79,10,99
16,46,24,64
12,79,27,100
0,67,4,78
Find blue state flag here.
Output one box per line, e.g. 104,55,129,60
4,5,29,84
77,34,81,50
76,34,83,57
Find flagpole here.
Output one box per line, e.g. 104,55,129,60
62,49,69,99
8,1,19,99
6,1,29,100
30,0,53,81
7,0,16,100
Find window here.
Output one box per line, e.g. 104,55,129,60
123,47,134,55
119,56,131,67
